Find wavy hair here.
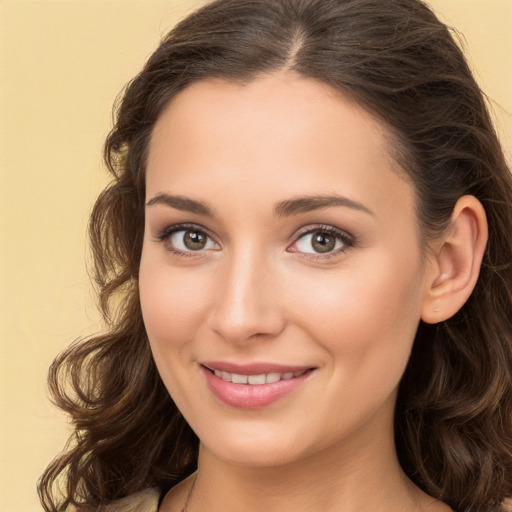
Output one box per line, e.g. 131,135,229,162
39,0,512,510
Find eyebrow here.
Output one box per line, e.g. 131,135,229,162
273,195,374,217
146,193,374,218
146,193,214,216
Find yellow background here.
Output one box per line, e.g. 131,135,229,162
0,1,510,510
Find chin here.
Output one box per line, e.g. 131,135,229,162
204,440,307,468
196,420,316,468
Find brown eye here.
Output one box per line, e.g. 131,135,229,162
183,230,207,250
291,227,352,256
168,228,218,253
311,232,336,253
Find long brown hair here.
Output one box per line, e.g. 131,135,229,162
39,1,512,510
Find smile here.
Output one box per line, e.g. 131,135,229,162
210,369,308,385
200,363,315,408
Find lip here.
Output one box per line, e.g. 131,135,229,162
201,361,313,375
200,361,316,409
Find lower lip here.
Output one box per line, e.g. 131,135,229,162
201,367,313,409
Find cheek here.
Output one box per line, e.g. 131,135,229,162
138,255,219,413
138,255,213,354
289,251,424,375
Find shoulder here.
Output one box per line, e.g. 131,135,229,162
68,488,160,512
103,488,160,512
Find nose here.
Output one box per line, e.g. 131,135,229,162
208,248,286,345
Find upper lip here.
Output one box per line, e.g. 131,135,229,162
201,361,315,375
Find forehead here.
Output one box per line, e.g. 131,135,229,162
149,73,388,167
146,73,415,227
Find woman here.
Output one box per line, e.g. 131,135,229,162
38,0,512,511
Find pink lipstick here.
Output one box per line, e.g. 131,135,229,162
200,362,315,408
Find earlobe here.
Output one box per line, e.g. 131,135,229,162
421,195,488,324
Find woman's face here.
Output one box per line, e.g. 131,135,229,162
140,72,433,467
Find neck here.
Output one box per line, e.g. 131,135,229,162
187,413,434,512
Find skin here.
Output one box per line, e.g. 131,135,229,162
139,72,454,511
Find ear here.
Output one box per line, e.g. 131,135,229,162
421,195,488,324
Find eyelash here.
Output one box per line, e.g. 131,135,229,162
154,223,219,259
290,224,355,260
153,223,355,260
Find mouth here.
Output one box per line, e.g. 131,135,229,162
202,366,310,385
200,362,316,408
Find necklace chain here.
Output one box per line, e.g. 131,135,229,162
180,474,197,512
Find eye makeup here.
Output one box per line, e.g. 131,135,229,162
153,222,220,258
152,221,355,262
287,224,355,260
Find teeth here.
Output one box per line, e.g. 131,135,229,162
214,370,233,382
231,373,248,384
248,374,266,385
212,369,308,385
265,372,281,384
221,371,232,382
